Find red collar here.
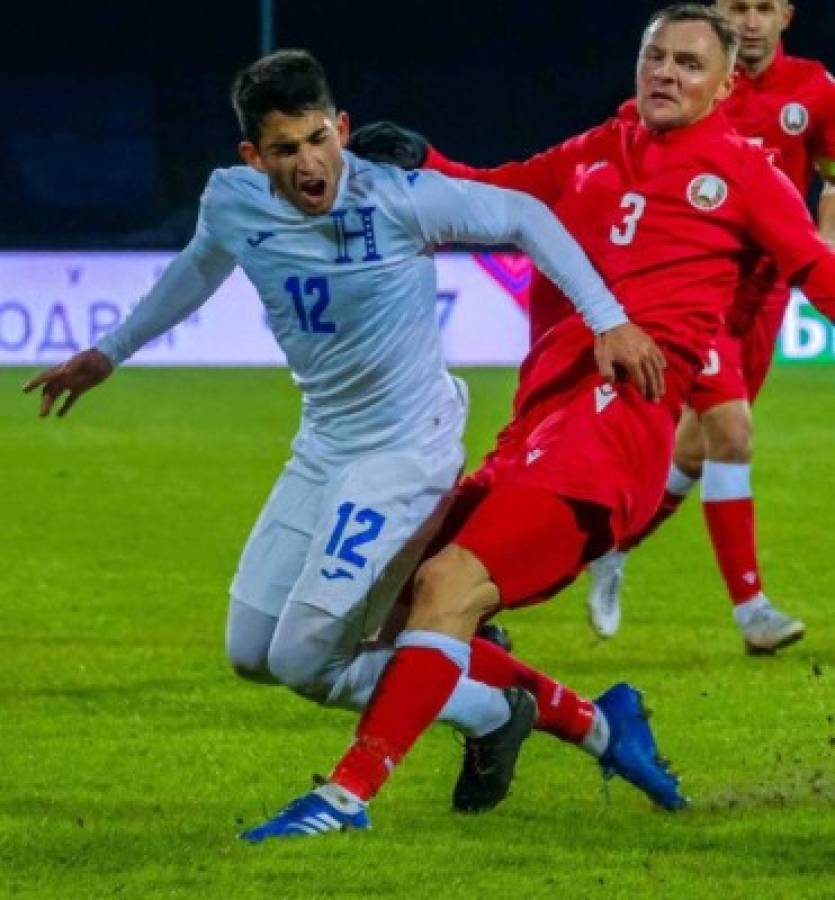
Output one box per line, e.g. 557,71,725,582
618,101,732,146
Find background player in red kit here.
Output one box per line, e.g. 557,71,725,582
242,4,835,839
586,0,835,650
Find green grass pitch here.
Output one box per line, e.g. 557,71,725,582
2,365,834,899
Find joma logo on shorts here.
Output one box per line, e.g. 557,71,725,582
321,567,355,581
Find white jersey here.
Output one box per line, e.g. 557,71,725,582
97,151,627,453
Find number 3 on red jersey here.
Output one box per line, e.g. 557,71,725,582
610,192,647,246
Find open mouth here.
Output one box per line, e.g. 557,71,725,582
649,90,677,104
298,178,327,204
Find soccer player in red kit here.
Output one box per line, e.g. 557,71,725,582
240,4,835,839
353,1,835,652
586,0,835,650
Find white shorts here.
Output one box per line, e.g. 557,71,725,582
229,386,467,642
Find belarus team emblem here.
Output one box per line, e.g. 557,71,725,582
780,102,809,135
687,174,728,211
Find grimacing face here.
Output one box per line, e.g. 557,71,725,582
239,108,349,215
636,19,736,132
716,0,793,74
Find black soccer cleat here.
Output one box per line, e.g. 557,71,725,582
452,687,536,813
476,621,513,653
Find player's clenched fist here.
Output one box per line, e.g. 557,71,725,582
23,348,113,418
594,323,666,403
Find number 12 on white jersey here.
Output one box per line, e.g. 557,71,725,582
610,192,646,246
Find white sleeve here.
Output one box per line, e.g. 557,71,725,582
403,170,627,334
94,229,236,366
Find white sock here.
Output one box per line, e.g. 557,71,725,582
589,548,625,574
438,677,511,737
327,629,509,737
668,462,699,497
325,645,394,711
315,781,367,812
394,630,516,736
701,461,751,502
326,647,510,736
580,706,611,758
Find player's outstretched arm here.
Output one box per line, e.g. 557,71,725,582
746,150,835,320
23,349,113,418
404,171,666,401
22,232,235,418
407,173,625,331
350,120,568,205
93,238,235,368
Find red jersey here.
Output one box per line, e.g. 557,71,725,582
428,108,830,412
724,44,835,195
430,47,835,345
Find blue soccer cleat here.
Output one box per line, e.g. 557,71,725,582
595,682,689,811
240,787,370,842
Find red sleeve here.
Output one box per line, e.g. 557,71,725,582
743,148,832,278
812,70,835,177
725,256,780,337
799,252,835,322
423,130,594,207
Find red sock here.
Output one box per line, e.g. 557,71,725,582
330,647,461,800
703,498,762,604
621,489,686,551
470,637,594,743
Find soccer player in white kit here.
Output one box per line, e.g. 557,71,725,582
25,50,664,761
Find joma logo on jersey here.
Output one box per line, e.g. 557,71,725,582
780,102,809,136
247,231,277,247
330,207,382,264
687,174,728,212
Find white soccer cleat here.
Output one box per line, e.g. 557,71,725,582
734,594,806,654
587,550,627,638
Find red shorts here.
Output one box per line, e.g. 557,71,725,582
688,330,747,415
689,283,790,414
452,360,685,606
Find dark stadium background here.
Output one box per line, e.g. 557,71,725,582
2,1,831,251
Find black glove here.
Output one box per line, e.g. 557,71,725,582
348,121,429,169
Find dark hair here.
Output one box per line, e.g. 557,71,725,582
231,49,336,144
644,3,740,63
